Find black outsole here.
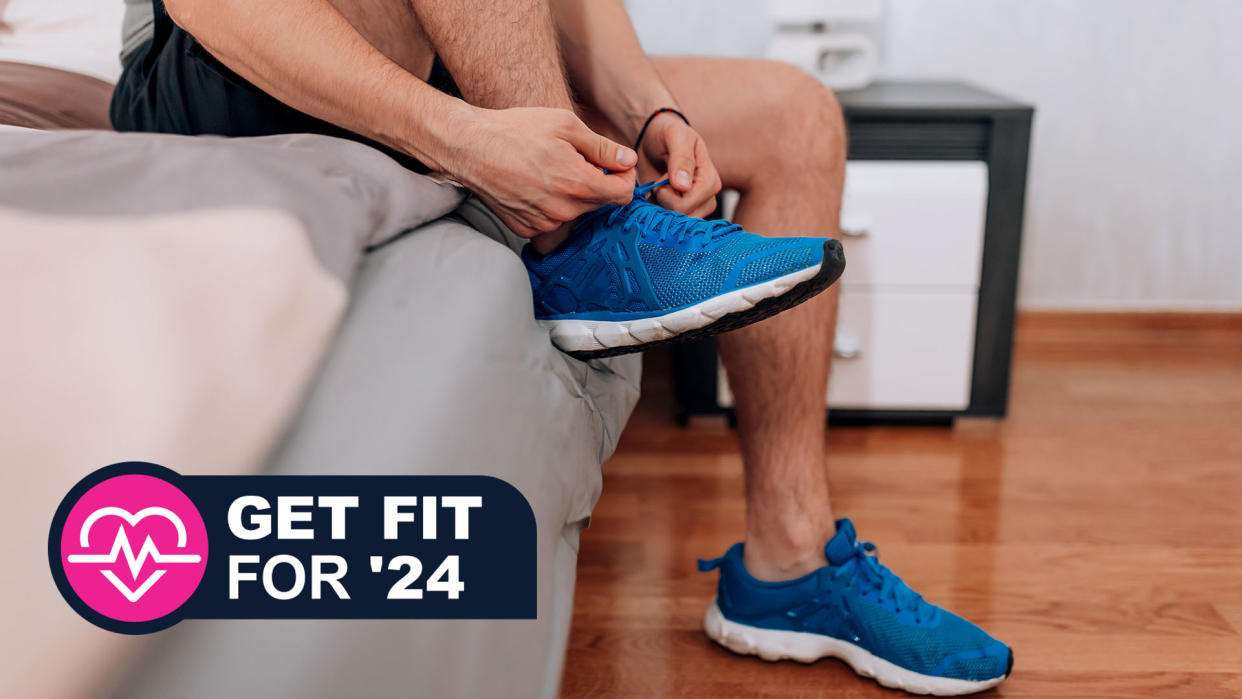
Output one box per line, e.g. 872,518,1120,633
567,239,846,360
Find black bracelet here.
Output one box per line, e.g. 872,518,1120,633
634,107,691,150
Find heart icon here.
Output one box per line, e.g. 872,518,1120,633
67,506,203,602
58,473,208,623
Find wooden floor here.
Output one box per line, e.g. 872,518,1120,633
561,312,1242,698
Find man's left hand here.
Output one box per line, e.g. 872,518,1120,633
637,113,723,219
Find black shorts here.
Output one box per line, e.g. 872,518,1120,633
109,0,459,172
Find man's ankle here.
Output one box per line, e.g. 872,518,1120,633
742,520,836,582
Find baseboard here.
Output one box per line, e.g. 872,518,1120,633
1019,300,1242,312
1014,310,1242,361
1017,309,1242,330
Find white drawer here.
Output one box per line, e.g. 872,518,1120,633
839,161,988,289
717,289,978,411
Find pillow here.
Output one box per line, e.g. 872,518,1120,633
0,0,125,81
0,203,347,698
0,60,114,129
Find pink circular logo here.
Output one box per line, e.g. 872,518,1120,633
57,472,208,623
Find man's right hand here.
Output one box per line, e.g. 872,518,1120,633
443,107,638,238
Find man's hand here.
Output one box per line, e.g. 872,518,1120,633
636,113,722,219
552,0,720,217
447,107,639,238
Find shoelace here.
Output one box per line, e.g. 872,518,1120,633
585,179,741,250
833,540,938,624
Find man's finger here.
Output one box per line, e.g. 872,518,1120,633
665,126,697,192
563,116,638,172
502,215,543,240
577,162,635,206
482,196,549,240
655,186,706,216
695,140,722,197
656,136,717,213
691,199,718,219
655,165,717,215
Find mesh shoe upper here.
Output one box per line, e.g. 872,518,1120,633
523,181,828,320
699,519,1011,682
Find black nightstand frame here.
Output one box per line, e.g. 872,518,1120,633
673,81,1035,425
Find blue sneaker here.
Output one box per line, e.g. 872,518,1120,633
698,519,1012,696
522,179,844,358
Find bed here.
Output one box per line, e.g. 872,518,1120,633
0,25,639,699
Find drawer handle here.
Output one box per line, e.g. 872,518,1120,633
833,337,862,359
839,213,871,238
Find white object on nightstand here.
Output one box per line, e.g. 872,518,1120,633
764,0,882,90
718,160,989,411
765,33,877,91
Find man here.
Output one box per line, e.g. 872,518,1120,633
111,0,1012,693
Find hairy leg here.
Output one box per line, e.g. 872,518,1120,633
661,58,845,581
325,0,435,80
329,0,577,249
584,57,846,580
328,0,572,109
408,0,573,111
320,10,845,577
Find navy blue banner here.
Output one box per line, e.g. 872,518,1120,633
49,463,537,634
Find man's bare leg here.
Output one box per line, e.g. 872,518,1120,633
328,0,580,251
583,57,845,581
658,58,845,581
328,0,572,110
332,5,844,579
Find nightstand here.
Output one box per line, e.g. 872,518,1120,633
674,80,1034,425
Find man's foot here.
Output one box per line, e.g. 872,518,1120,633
522,180,845,359
698,519,1013,696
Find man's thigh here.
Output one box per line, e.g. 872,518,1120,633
582,56,843,193
327,0,435,79
111,0,450,171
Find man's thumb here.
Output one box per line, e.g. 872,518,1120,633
566,119,638,171
665,128,696,192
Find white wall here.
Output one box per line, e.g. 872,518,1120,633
625,1,771,59
627,1,1242,310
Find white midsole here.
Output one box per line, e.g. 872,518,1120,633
539,262,822,353
703,600,1007,697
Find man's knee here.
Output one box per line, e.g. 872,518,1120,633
754,61,846,181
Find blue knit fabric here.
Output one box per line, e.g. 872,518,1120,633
523,181,829,320
736,244,822,288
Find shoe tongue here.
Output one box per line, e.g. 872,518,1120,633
824,518,859,566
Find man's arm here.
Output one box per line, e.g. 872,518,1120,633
552,0,722,217
550,0,675,140
168,0,462,170
164,0,638,237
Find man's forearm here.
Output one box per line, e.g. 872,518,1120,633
165,0,470,170
551,0,678,141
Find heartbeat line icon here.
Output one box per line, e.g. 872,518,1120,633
67,507,202,603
